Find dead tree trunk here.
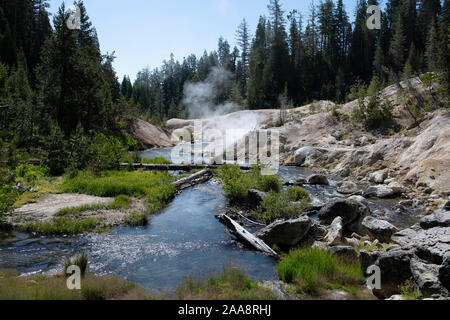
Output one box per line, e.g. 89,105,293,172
217,214,279,258
172,169,213,191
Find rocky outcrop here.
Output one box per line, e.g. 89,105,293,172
420,209,450,229
255,216,311,247
362,216,398,243
131,119,175,149
324,217,345,246
318,199,370,235
410,258,449,297
439,256,450,290
337,181,359,195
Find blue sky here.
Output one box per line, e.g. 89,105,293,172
47,0,364,82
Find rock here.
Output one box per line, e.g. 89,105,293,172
362,216,399,243
259,281,293,300
348,195,368,205
359,250,381,274
324,217,345,246
392,226,450,265
420,210,450,229
345,237,360,248
247,189,267,208
386,295,406,300
372,250,413,299
293,147,326,166
318,199,370,235
369,170,388,184
329,246,359,261
439,255,450,290
307,174,329,185
365,185,399,198
410,258,448,297
255,216,311,247
444,201,450,211
308,220,329,241
337,181,359,195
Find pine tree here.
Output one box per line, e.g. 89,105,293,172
389,13,406,73
425,20,439,71
236,18,250,88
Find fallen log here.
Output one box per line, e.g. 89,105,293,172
172,169,213,191
217,214,279,258
121,163,252,171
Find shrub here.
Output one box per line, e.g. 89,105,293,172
217,165,281,204
254,189,310,224
14,164,49,185
278,248,364,296
0,168,19,216
141,157,172,165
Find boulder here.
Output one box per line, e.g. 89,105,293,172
324,217,345,246
348,195,368,205
337,181,359,195
362,216,399,243
369,170,388,184
392,226,450,265
328,246,359,261
255,216,311,247
307,174,329,185
420,210,450,229
285,178,306,186
359,250,381,274
410,258,449,297
318,199,370,235
372,250,413,299
439,255,450,290
365,185,399,198
247,189,267,208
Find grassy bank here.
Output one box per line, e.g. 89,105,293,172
176,266,277,300
0,270,154,300
277,248,369,299
0,265,274,301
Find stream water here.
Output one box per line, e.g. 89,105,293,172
0,148,422,294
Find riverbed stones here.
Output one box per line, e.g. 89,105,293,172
337,181,358,194
362,216,398,243
372,249,413,299
410,258,449,297
420,209,450,229
255,216,311,247
324,217,345,246
365,185,398,198
328,246,359,261
307,174,329,185
369,170,388,184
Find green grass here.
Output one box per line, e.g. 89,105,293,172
60,170,176,215
20,217,100,235
175,265,277,300
253,187,311,224
62,253,89,277
399,279,422,300
109,195,132,209
125,211,148,226
217,165,282,204
141,157,172,165
278,248,364,297
0,270,154,300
